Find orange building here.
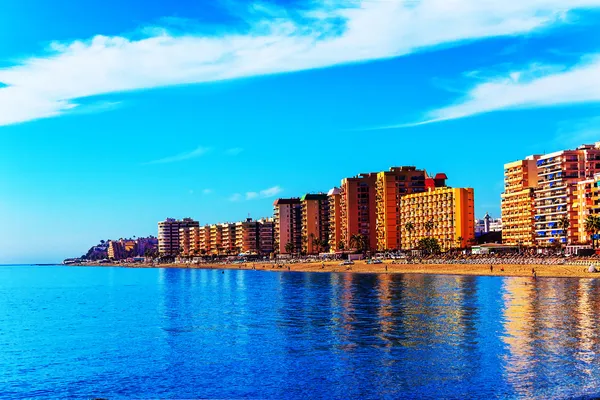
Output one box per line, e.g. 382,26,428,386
340,173,378,252
221,223,237,255
158,218,199,256
399,187,475,251
300,193,330,254
375,167,447,251
209,224,224,255
328,187,342,252
274,198,302,254
501,156,540,246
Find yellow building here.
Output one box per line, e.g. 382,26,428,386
221,223,237,255
501,156,539,246
399,187,475,251
209,224,224,255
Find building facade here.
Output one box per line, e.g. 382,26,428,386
501,156,539,246
399,187,475,251
158,218,199,256
328,187,342,252
274,198,302,254
300,193,330,254
340,173,378,252
375,167,447,251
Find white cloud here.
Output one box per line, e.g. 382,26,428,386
145,146,210,164
230,185,283,202
395,55,600,127
2,0,600,126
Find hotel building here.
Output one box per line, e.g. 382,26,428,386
399,187,475,251
221,223,238,255
375,167,447,251
340,173,378,252
574,174,600,244
300,193,331,254
501,156,539,246
328,187,342,252
210,224,224,255
534,144,600,246
158,218,199,256
274,198,302,254
258,218,275,255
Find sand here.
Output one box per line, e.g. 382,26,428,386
72,260,600,279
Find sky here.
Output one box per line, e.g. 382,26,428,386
1,0,600,263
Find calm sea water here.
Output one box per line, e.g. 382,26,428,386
1,265,600,399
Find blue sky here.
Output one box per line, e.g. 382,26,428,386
1,0,600,263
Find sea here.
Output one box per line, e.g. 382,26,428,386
1,265,600,399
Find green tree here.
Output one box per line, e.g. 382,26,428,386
338,240,345,251
404,222,415,249
558,215,571,247
585,215,600,248
418,237,441,254
424,220,434,237
285,242,295,255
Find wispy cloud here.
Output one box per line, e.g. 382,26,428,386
145,146,210,165
392,55,600,128
230,185,283,202
2,0,600,126
225,147,244,156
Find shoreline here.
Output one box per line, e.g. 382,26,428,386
68,260,600,279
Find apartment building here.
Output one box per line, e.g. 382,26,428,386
399,187,475,251
274,198,302,254
328,187,342,252
340,173,378,252
258,218,275,255
300,193,330,254
209,224,224,255
375,167,447,251
158,218,199,256
574,174,600,244
534,144,600,246
235,219,259,254
501,156,539,246
221,223,238,255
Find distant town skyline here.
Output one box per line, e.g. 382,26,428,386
2,0,600,263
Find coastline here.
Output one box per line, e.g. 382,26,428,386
69,260,600,279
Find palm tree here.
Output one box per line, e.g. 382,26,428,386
349,234,368,253
405,222,415,249
285,242,295,255
558,215,570,247
456,236,464,250
338,240,345,251
424,219,434,238
585,215,600,248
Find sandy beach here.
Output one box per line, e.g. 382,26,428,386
73,260,600,279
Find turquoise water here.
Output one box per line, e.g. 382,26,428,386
1,265,600,399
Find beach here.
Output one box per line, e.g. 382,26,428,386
73,260,600,279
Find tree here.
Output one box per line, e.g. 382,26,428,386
558,215,570,246
285,242,295,255
585,215,600,248
424,220,434,237
405,222,415,249
349,234,368,254
418,238,441,254
338,240,345,251
456,236,464,250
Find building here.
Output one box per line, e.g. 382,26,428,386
179,227,193,256
236,219,259,255
574,174,600,244
475,213,503,237
209,224,224,255
300,193,330,254
340,173,378,252
501,156,539,246
375,167,447,251
274,198,302,254
258,218,275,255
399,187,475,251
328,187,342,252
199,225,212,254
158,218,200,256
534,144,600,246
108,237,158,260
221,223,237,255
